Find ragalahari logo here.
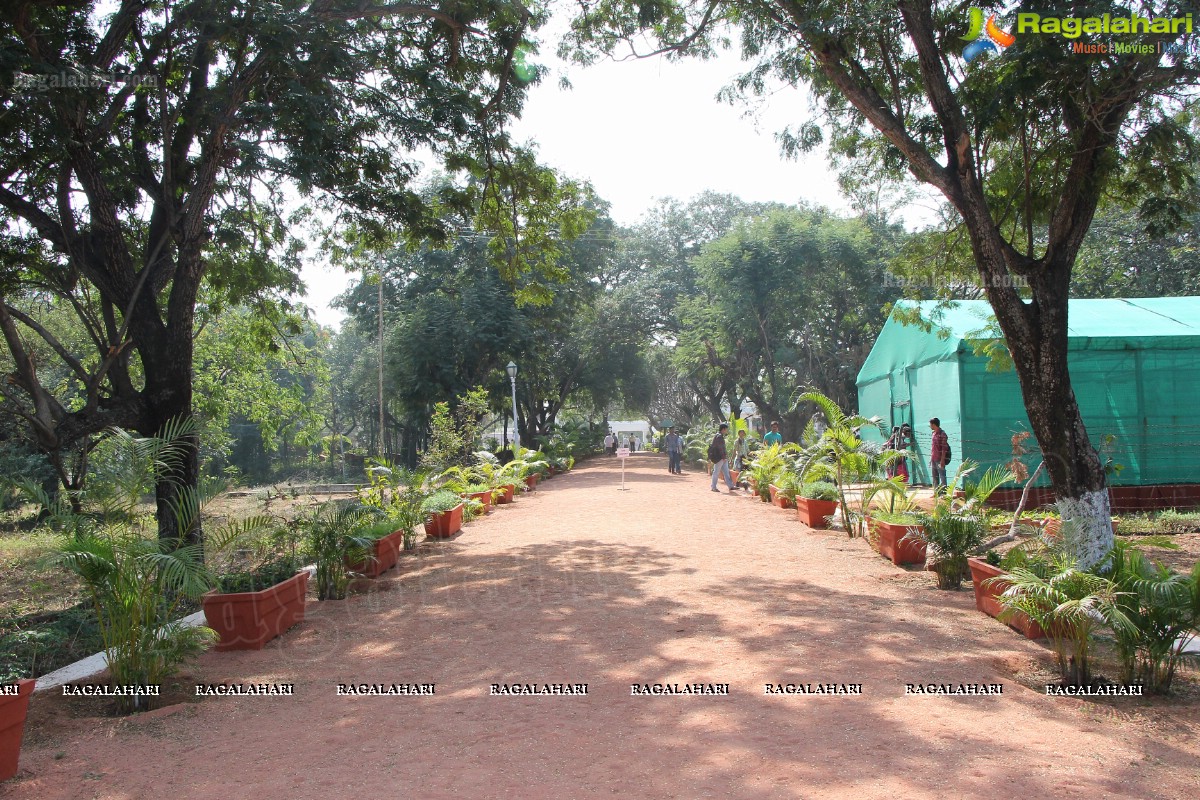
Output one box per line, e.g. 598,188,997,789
962,7,1016,62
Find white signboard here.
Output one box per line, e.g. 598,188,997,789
616,447,631,459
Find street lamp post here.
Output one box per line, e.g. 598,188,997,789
506,361,519,454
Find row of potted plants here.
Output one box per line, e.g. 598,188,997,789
732,392,1199,694
203,449,555,653
1,436,566,778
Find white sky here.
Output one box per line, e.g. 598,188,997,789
298,29,939,329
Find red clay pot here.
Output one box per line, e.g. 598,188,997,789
768,485,794,509
870,518,927,566
424,503,464,538
496,484,516,505
348,529,406,578
202,570,309,652
796,497,838,529
966,558,1046,639
524,473,541,491
465,490,494,514
0,679,35,781
730,470,741,484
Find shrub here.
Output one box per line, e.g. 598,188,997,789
798,481,838,501
217,555,306,594
421,490,464,515
908,514,986,590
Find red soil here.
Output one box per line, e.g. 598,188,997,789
8,455,1199,799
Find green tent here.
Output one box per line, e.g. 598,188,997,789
856,298,1200,486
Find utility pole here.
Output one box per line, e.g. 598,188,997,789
378,257,385,461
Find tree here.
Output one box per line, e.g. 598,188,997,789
0,0,559,543
677,206,897,439
618,192,787,422
334,194,647,451
565,1,1200,567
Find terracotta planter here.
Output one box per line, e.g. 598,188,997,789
524,473,541,491
730,470,741,484
424,503,464,538
0,679,35,782
348,528,405,578
967,558,1046,639
870,517,927,566
796,497,838,529
768,485,794,509
466,490,494,514
496,484,516,505
202,570,309,652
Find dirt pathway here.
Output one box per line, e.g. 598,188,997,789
8,455,1200,799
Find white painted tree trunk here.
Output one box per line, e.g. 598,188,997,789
1057,489,1114,570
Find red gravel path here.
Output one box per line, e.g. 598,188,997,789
8,455,1200,799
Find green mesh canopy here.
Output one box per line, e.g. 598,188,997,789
856,298,1200,486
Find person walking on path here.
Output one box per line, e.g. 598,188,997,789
733,428,750,472
930,418,949,493
764,420,783,447
604,432,614,455
665,427,684,474
709,424,739,493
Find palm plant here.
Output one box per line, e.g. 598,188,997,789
996,551,1130,687
791,390,890,537
1103,542,1200,693
495,446,550,486
745,443,790,501
305,502,381,601
48,419,269,713
905,462,1015,587
683,422,718,468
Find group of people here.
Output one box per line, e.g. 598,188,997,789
882,418,952,492
701,416,953,495
603,432,641,455
702,419,783,491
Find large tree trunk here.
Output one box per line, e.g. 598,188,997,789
985,286,1112,567
133,263,203,548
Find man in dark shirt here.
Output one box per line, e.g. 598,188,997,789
709,423,739,493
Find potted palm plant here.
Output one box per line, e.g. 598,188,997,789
1105,541,1200,694
746,444,789,503
473,451,521,503
791,391,891,537
0,679,35,781
306,502,380,601
995,551,1124,688
967,547,1048,639
45,420,262,712
904,462,1014,587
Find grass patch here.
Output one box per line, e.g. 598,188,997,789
0,604,103,683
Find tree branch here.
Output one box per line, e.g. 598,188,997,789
2,304,90,383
